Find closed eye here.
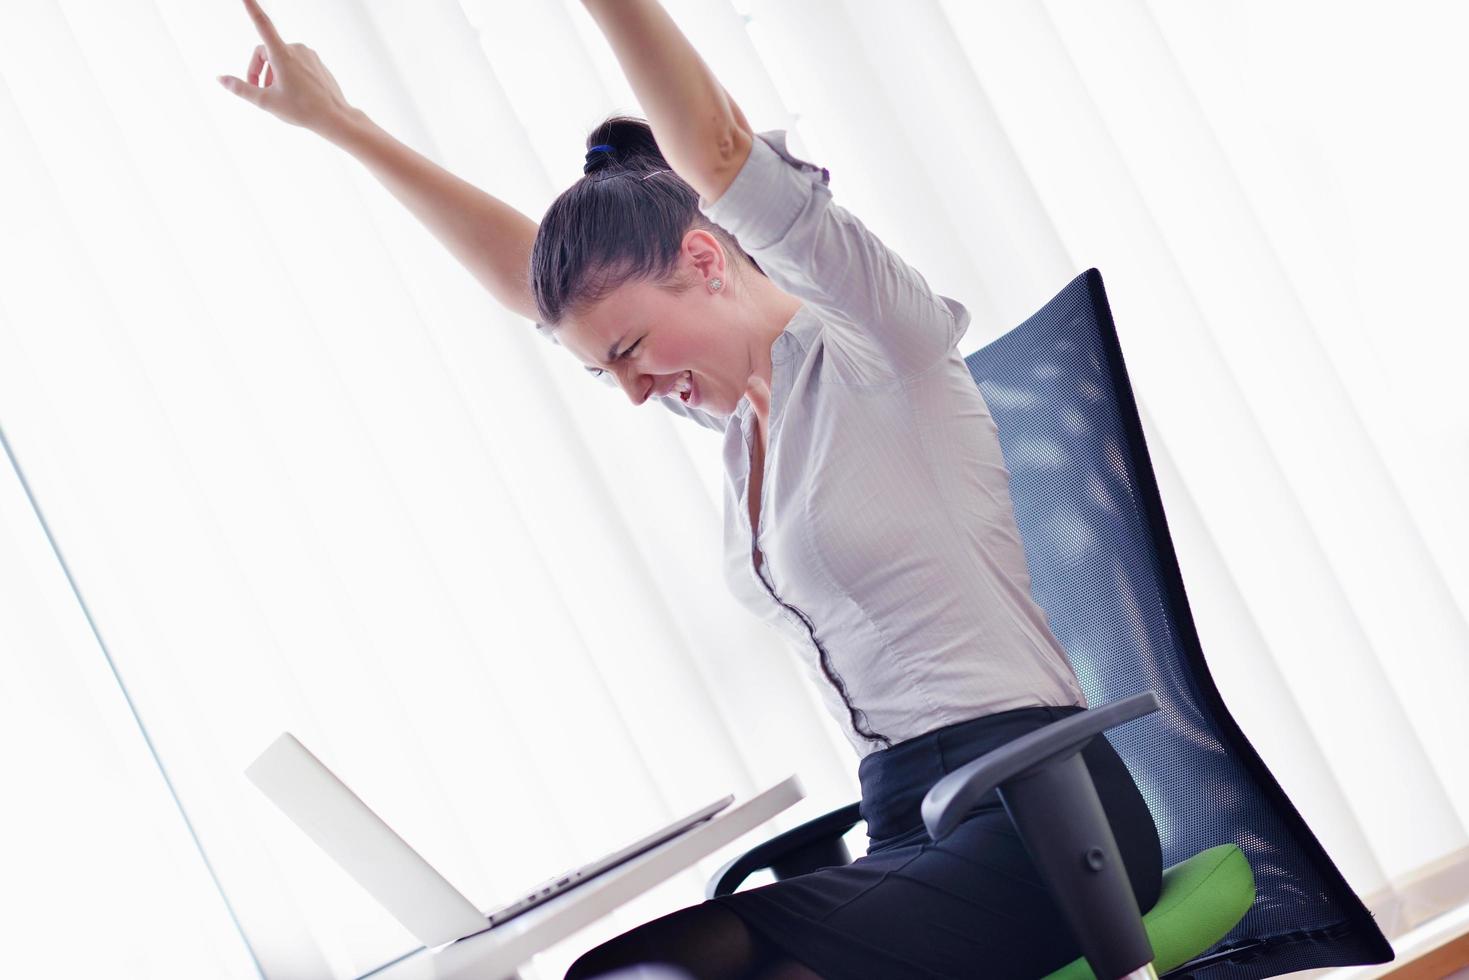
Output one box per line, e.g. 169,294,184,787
585,338,641,377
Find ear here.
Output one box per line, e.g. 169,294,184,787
682,228,728,287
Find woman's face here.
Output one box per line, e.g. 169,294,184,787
556,233,750,418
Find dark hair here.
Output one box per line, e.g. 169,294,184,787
533,115,891,750
529,115,760,329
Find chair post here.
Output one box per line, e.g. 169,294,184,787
999,747,1155,979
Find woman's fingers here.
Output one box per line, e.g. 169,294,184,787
218,5,355,134
242,0,288,63
223,3,285,109
216,73,264,107
247,45,266,87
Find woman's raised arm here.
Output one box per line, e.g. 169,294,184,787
580,0,754,207
218,0,541,323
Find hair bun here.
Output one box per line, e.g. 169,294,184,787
583,116,667,178
535,112,762,328
583,143,617,176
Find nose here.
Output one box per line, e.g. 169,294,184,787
616,370,654,406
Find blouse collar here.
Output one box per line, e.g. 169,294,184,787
734,304,807,425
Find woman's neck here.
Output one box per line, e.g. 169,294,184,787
743,279,804,385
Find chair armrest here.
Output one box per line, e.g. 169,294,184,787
921,691,1162,979
706,801,863,899
922,692,1160,840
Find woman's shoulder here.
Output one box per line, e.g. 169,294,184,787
698,128,970,384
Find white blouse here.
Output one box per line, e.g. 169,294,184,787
551,129,1086,758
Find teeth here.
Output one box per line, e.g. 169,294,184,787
675,371,692,395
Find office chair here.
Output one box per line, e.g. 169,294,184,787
707,269,1395,978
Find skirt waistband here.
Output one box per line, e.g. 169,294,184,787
857,703,1088,849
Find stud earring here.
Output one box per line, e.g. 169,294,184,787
709,278,723,291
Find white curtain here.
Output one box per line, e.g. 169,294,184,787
0,1,1463,977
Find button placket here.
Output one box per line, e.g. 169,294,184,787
742,341,806,639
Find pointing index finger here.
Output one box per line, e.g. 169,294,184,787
242,0,287,61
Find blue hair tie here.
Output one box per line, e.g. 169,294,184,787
584,144,616,174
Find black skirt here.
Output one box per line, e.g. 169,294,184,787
708,704,1163,979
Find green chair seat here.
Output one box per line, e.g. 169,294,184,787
1043,843,1257,979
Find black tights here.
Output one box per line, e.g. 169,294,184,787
562,901,822,980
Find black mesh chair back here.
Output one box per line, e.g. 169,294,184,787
963,268,1391,976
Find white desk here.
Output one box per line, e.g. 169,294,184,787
361,774,805,980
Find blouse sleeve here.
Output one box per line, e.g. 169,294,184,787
698,129,970,384
534,321,727,433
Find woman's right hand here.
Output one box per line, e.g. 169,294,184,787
217,0,359,137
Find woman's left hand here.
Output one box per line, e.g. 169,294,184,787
745,373,771,456
218,0,358,137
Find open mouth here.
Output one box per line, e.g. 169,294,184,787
675,370,698,407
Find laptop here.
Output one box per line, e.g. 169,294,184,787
245,732,734,948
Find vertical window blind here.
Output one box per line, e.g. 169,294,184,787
0,2,1463,977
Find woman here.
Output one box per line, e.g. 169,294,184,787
220,1,1163,977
